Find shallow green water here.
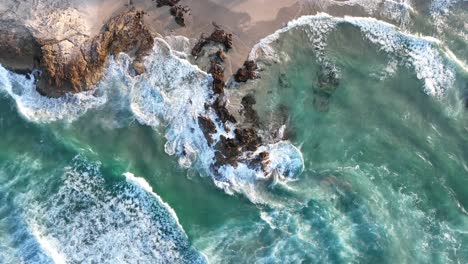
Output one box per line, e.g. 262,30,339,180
1,7,468,264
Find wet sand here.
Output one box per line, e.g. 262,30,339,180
0,0,395,76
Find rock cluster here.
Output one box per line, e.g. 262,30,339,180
192,28,272,175
191,26,233,57
234,60,258,82
154,0,190,27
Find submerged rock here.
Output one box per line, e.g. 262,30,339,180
198,115,217,145
241,94,260,125
209,61,225,94
169,5,190,26
312,63,340,112
234,60,258,82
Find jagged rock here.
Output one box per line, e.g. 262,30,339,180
213,96,237,124
132,61,146,75
35,9,154,96
191,26,233,57
234,60,257,82
251,151,270,174
170,5,190,26
234,128,262,151
209,61,225,94
155,0,180,7
215,136,241,167
241,94,260,125
154,0,189,27
215,49,227,62
208,27,233,51
198,115,217,145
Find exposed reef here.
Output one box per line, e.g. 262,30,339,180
234,60,258,82
190,27,278,176
191,25,233,58
154,0,190,27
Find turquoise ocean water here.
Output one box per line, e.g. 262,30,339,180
0,3,467,264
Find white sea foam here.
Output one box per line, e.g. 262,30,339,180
0,65,106,123
123,172,185,232
250,13,460,98
101,38,305,203
24,156,206,264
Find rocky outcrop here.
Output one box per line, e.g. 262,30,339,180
0,9,153,97
35,9,154,97
154,0,190,27
189,29,274,176
0,20,42,74
191,26,233,57
234,60,257,82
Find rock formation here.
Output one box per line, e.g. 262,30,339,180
234,60,257,82
36,9,153,96
0,20,42,74
0,9,153,97
191,26,233,57
154,0,190,27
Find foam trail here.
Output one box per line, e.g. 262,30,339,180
0,65,106,123
23,156,206,263
30,226,67,264
250,13,460,98
105,38,305,203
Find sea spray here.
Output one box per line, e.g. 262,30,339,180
22,156,206,264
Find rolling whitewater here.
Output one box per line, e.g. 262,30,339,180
0,0,467,263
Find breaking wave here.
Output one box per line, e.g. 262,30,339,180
250,13,464,97
21,156,206,264
105,38,305,203
0,13,465,203
0,65,106,123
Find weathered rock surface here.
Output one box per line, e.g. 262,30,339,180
191,26,233,57
234,60,257,82
36,9,153,96
0,20,42,73
0,5,153,97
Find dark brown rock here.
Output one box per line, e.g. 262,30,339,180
191,26,233,57
241,94,260,125
234,127,262,151
198,115,217,145
169,5,190,26
215,135,241,167
209,61,225,94
155,0,180,7
213,96,236,124
234,60,257,82
251,151,270,174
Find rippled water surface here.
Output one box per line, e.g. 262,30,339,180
1,3,467,263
